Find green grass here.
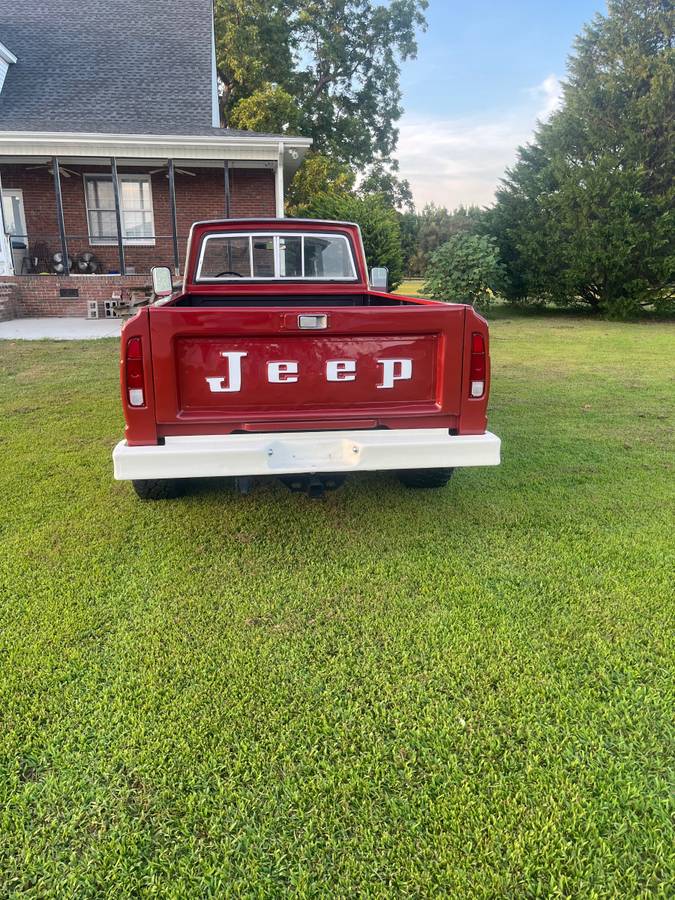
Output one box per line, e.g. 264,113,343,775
1,316,673,897
394,277,426,297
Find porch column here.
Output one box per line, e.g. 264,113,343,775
167,159,180,273
110,157,126,276
223,160,231,218
275,142,284,218
52,157,70,276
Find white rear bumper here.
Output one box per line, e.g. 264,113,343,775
113,428,501,481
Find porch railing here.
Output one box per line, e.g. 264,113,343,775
7,232,190,277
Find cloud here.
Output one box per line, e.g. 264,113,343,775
397,75,562,209
532,74,563,118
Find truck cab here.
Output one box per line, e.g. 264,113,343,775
113,218,500,497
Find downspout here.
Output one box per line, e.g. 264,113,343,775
275,142,285,218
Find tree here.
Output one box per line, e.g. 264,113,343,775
229,83,300,134
358,159,414,211
215,0,428,168
424,234,505,310
488,0,674,317
399,210,420,274
285,153,356,210
214,1,295,119
287,154,413,214
411,203,484,274
293,192,404,288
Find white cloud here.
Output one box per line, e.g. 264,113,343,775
532,74,563,118
397,75,562,209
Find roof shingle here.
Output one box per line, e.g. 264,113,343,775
0,0,244,136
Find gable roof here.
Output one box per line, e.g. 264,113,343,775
0,0,234,136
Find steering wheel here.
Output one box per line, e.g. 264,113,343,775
214,270,244,278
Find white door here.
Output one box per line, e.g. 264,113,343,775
0,175,14,276
1,188,28,274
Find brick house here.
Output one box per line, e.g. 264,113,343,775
0,0,311,319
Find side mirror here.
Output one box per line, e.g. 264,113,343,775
151,265,174,298
370,266,389,292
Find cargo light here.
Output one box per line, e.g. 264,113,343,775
126,336,145,407
470,332,486,398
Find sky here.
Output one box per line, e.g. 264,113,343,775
396,0,606,210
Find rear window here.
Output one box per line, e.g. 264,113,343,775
196,232,357,281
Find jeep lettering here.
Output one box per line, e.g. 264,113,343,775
205,354,414,393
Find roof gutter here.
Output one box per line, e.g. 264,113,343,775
0,131,312,172
0,130,312,149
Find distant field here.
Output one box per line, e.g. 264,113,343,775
394,277,426,297
1,315,673,895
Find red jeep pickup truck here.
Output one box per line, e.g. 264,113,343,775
113,218,500,498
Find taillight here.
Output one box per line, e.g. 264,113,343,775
469,332,486,398
126,336,145,407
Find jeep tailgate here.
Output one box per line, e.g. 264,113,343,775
148,304,468,433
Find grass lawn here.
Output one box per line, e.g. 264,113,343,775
394,277,426,297
1,314,673,896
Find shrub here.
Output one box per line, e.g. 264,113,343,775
424,234,505,310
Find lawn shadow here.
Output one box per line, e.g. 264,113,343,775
165,467,498,539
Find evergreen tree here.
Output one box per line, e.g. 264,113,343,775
489,0,674,316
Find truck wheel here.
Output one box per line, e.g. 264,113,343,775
132,479,182,500
397,468,454,489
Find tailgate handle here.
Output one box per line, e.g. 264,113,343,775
298,314,328,330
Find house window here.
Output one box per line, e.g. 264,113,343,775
84,174,155,245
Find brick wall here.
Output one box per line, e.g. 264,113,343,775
7,275,151,318
0,163,276,316
0,282,18,322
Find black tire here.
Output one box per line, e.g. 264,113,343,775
132,479,182,500
397,468,454,489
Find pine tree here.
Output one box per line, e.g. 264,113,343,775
490,0,674,316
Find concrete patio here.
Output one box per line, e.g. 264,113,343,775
0,318,122,340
